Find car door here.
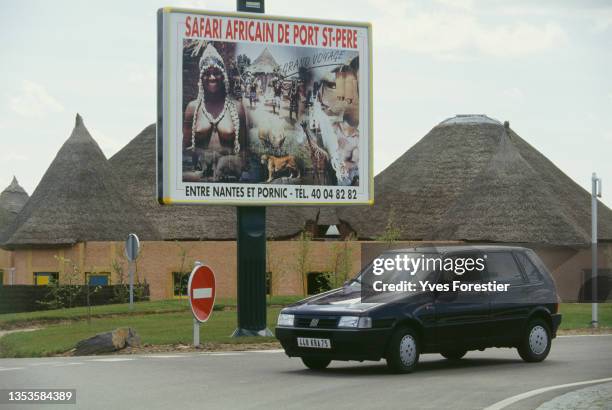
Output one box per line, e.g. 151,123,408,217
486,251,530,344
434,252,490,349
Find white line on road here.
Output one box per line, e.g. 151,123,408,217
51,362,83,367
245,349,284,354
557,334,612,338
203,352,244,356
483,377,612,410
140,355,186,358
0,367,24,371
89,358,135,362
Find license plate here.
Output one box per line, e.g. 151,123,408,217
297,337,331,349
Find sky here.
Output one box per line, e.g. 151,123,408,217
1,0,611,207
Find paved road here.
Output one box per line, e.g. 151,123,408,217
0,335,610,410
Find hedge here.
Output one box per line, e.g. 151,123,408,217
0,285,150,314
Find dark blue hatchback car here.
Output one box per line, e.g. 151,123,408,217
275,246,562,373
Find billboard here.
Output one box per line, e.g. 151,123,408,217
157,8,372,205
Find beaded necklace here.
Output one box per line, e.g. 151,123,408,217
190,60,240,154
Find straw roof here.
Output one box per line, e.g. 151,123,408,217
1,115,160,249
0,177,28,214
247,47,279,74
108,124,311,240
0,177,29,233
338,115,612,245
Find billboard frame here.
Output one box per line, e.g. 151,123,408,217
157,7,373,206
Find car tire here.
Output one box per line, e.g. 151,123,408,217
517,318,552,363
386,327,420,374
301,357,331,370
440,349,468,360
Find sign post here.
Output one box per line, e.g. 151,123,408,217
125,233,140,310
188,264,216,346
591,173,602,328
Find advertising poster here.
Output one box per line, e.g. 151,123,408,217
157,8,372,205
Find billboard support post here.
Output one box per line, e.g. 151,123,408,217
232,206,272,337
231,0,271,338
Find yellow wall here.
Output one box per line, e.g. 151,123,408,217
3,241,611,301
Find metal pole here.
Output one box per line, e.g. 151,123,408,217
591,173,600,328
193,317,200,347
232,0,271,338
129,260,134,310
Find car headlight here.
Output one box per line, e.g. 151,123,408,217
277,313,295,327
338,316,372,329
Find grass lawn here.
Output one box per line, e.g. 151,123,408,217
558,303,612,330
0,307,283,358
0,302,609,358
0,296,302,330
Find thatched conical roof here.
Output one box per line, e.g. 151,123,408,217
338,115,612,245
1,114,160,249
247,47,279,74
0,177,29,232
109,124,311,240
0,177,29,214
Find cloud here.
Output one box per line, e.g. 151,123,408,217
9,80,64,118
369,1,567,58
1,151,28,161
88,126,124,158
501,87,524,100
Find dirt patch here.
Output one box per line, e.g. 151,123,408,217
62,341,282,356
0,327,42,339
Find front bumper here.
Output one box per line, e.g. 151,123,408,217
275,326,392,361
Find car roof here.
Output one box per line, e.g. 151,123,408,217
383,245,530,255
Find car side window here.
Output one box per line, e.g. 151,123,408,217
515,252,543,283
485,252,526,285
440,253,483,283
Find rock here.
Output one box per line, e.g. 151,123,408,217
74,327,140,356
126,328,141,348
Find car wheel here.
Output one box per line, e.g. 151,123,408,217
517,318,551,362
440,349,468,360
301,357,331,370
386,327,420,374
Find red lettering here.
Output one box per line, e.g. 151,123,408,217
226,20,233,40
185,16,192,37
265,23,274,42
238,20,246,40
213,19,220,38
204,18,212,38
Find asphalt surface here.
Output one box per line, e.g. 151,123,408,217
0,335,610,410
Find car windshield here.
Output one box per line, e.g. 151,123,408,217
347,252,441,290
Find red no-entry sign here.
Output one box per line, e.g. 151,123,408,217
188,265,216,323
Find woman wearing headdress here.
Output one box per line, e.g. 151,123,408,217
183,43,248,167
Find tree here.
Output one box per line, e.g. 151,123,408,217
296,231,312,296
39,256,84,310
175,241,194,302
376,207,401,247
325,234,355,289
236,54,251,75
